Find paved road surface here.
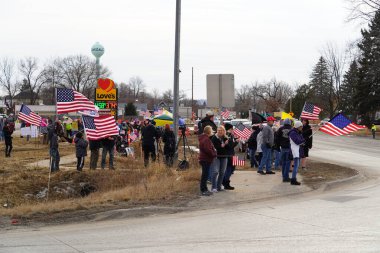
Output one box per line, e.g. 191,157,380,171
1,134,380,252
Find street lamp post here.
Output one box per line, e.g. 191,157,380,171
91,42,105,80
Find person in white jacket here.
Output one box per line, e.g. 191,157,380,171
289,121,305,185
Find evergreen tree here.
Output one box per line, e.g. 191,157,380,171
340,60,359,120
356,10,380,125
124,102,137,116
285,84,312,118
308,57,334,117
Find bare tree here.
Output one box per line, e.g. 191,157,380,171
57,55,110,99
19,57,46,105
0,58,19,108
346,0,380,22
152,88,161,105
254,79,293,112
128,76,145,99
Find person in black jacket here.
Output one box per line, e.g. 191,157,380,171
89,139,102,169
101,136,116,170
3,121,14,157
247,125,260,168
301,119,312,170
162,124,175,167
141,120,159,167
211,126,229,192
74,132,88,171
223,123,239,190
275,118,293,182
198,111,217,135
48,122,60,172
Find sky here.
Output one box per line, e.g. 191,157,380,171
0,0,362,99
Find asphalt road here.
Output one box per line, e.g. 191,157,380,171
1,134,380,253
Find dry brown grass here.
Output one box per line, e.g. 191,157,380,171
0,135,201,218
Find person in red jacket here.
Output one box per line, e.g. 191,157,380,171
198,125,217,196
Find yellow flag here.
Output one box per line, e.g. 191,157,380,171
281,112,294,120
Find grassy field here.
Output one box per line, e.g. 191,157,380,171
0,135,200,218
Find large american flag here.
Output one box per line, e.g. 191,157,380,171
82,115,119,140
220,109,230,119
233,123,252,140
300,102,322,120
56,88,96,114
232,156,245,167
319,113,366,136
18,104,42,126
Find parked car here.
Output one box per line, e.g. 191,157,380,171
320,118,330,126
230,119,250,127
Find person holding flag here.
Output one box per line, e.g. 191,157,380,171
301,119,313,170
289,121,305,186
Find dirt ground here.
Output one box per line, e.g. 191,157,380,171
0,135,358,229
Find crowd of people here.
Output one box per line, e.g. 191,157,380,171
197,111,314,196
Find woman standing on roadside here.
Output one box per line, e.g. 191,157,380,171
211,126,229,192
198,126,217,196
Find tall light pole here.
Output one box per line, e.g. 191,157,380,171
91,42,105,80
173,0,181,152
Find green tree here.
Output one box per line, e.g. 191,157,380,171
285,84,312,118
340,60,359,120
124,102,137,116
308,57,333,117
355,10,380,125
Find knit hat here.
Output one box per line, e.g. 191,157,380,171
283,118,292,126
294,121,303,129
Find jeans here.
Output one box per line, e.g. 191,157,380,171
90,149,99,169
223,163,234,185
101,146,115,169
5,137,12,157
0,131,3,141
249,148,258,167
211,158,227,190
273,149,281,168
50,148,60,172
280,148,291,179
292,157,300,179
258,144,272,172
200,161,212,192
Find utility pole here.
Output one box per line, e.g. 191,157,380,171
191,67,194,121
173,0,181,155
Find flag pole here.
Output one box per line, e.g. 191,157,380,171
299,101,306,119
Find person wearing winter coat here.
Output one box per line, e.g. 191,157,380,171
247,125,260,168
162,124,176,167
198,111,217,135
289,121,305,185
141,120,159,167
198,125,217,196
301,119,313,170
75,132,88,171
89,139,102,169
101,136,116,170
258,116,276,175
223,123,239,190
275,118,293,182
3,121,14,157
211,126,230,192
48,122,60,172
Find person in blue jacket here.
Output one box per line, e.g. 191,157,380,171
289,121,305,185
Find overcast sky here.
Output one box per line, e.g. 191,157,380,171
0,0,361,99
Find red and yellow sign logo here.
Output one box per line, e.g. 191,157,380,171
97,78,114,92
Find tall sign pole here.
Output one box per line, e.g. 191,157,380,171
191,67,194,121
173,0,181,153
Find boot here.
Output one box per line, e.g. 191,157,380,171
290,178,301,185
224,180,235,190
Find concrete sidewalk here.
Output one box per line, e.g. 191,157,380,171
187,169,310,208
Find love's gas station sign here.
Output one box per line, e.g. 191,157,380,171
95,78,118,118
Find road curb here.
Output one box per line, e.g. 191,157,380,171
320,172,365,192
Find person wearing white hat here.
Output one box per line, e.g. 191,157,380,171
288,121,305,185
198,111,217,135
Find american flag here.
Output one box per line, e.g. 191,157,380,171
300,102,322,120
220,109,230,119
233,123,252,140
129,132,138,142
319,113,366,136
18,104,42,126
56,88,96,114
82,115,119,140
232,156,245,167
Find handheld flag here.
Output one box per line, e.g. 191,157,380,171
319,113,366,136
56,88,96,114
233,123,252,140
18,104,42,126
82,115,119,140
281,112,294,120
300,102,322,120
232,156,245,167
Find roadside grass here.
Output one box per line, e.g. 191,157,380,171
0,135,201,218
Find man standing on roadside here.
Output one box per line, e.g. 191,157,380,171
275,118,292,182
198,111,217,134
371,124,377,139
257,116,276,175
141,120,158,167
101,136,116,170
89,139,102,169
